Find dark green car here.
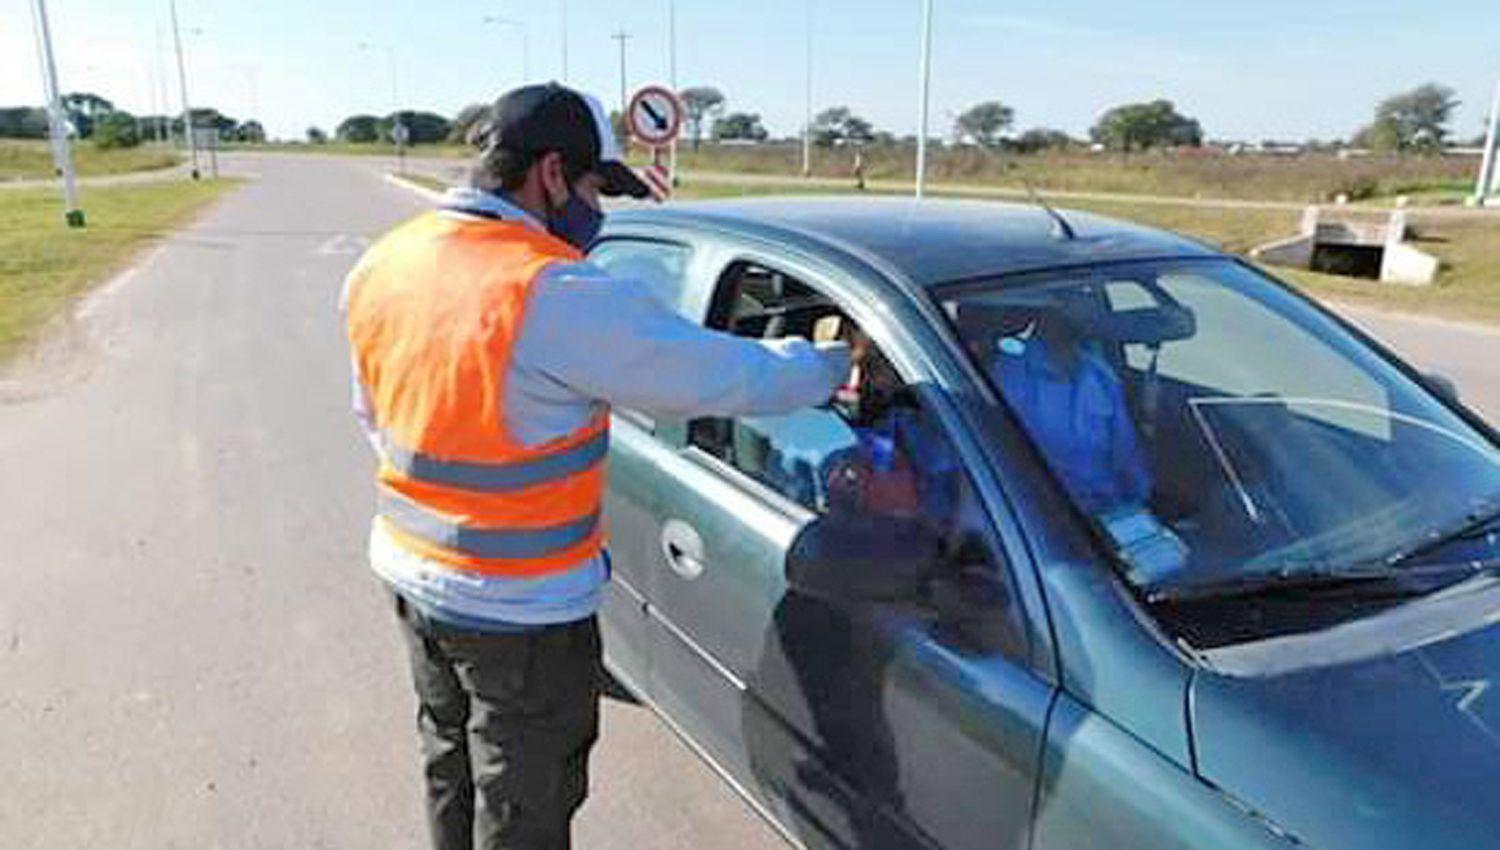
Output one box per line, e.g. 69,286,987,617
587,197,1500,850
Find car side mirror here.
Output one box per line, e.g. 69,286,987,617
785,513,941,603
1423,372,1460,404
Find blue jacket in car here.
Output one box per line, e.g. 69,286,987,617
992,336,1152,513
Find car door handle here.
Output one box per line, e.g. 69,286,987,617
660,519,706,580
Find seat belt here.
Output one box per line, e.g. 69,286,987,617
1141,344,1163,441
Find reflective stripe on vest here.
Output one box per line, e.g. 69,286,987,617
381,428,609,493
379,489,601,561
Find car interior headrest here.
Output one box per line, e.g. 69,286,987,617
813,315,845,343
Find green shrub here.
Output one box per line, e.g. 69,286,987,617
93,113,140,149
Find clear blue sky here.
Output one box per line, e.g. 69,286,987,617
4,0,1497,143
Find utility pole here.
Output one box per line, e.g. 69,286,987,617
29,0,84,226
1476,78,1500,207
611,29,632,117
168,0,200,179
145,32,161,144
802,3,812,177
914,0,934,199
560,0,569,82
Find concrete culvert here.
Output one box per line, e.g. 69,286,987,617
1251,206,1440,286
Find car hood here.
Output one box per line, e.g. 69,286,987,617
1189,579,1500,849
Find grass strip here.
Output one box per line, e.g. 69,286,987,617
0,178,240,362
0,140,182,181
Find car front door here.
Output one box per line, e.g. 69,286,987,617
585,235,701,698
638,252,1054,849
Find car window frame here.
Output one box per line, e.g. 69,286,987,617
679,248,1044,659
586,235,696,316
680,256,853,517
586,235,698,433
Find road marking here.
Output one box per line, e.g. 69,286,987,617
384,172,445,203
76,244,167,321
316,234,371,255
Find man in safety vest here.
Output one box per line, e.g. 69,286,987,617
343,83,849,850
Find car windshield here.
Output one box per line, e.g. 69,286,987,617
939,258,1500,598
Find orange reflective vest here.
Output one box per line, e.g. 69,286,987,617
345,211,608,578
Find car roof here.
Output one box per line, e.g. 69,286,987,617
608,196,1220,287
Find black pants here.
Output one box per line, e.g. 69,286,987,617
394,595,602,850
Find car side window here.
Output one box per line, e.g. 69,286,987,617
691,263,1026,651
688,262,855,510
587,238,693,315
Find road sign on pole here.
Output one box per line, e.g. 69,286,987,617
627,85,683,202
627,85,684,147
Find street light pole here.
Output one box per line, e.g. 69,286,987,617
483,16,530,83
1476,78,1500,207
168,0,200,179
914,0,934,199
359,42,402,171
153,22,172,145
802,3,812,178
611,30,632,117
560,0,570,82
29,0,83,226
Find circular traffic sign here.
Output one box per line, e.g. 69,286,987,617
627,85,684,146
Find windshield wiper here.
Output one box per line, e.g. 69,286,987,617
1147,559,1500,605
1384,502,1500,568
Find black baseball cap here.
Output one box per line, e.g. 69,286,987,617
480,83,649,199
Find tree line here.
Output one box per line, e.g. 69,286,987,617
0,92,264,148
5,81,1473,156
672,81,1474,154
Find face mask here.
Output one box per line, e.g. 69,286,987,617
546,188,604,250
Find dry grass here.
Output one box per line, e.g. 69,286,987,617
0,139,181,181
394,168,1500,325
667,143,1479,205
667,179,1500,324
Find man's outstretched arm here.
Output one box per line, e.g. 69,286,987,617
516,262,850,417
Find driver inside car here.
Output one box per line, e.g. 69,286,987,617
821,320,961,528
989,290,1153,514
985,293,1191,584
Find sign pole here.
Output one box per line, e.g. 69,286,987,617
667,0,678,186
1476,78,1500,206
30,0,84,227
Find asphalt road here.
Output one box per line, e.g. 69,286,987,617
0,154,784,850
1,153,1495,849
